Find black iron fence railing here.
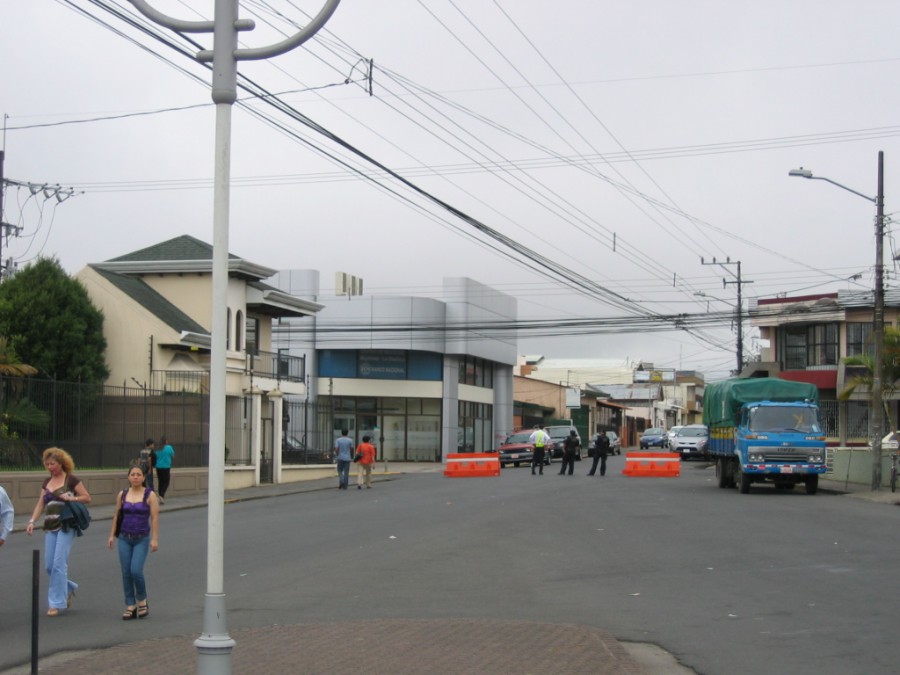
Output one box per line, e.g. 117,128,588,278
0,375,332,470
248,350,305,383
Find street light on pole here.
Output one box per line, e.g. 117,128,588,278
789,151,886,490
125,1,342,670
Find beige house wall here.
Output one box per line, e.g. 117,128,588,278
514,375,569,418
76,267,186,386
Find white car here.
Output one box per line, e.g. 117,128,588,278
666,426,684,448
670,425,709,461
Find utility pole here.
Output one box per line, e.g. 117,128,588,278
701,257,753,375
873,151,885,490
1,151,78,279
125,2,341,672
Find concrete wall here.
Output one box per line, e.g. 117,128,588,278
1,468,211,513
1,464,338,512
827,446,895,488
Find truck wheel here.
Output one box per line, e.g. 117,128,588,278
805,475,818,495
716,458,728,489
735,463,751,494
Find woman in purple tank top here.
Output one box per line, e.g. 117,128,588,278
108,464,160,620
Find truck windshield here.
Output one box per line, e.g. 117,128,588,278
748,407,821,433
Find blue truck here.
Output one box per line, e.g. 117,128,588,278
703,377,828,495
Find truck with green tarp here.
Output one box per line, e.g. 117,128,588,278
702,377,827,494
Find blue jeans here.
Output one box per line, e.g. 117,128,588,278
336,459,351,488
117,535,150,605
44,529,78,610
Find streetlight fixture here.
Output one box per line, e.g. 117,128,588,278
789,151,886,490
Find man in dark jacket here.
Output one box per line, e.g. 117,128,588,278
558,430,579,476
588,432,610,477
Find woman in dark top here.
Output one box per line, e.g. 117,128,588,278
25,447,92,617
108,464,160,619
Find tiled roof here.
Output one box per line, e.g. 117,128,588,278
106,235,238,263
92,267,208,335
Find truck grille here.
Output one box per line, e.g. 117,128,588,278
748,446,819,462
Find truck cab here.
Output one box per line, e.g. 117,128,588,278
721,400,827,494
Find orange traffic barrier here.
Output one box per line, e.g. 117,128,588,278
622,452,681,478
443,452,501,478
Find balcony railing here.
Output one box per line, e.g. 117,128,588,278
247,350,305,383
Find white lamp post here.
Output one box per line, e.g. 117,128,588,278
789,151,886,490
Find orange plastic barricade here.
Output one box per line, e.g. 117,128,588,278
443,453,501,478
621,452,681,478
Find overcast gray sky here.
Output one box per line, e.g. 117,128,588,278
3,1,900,382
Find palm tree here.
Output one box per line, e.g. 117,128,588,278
839,325,900,428
0,337,37,377
0,337,47,466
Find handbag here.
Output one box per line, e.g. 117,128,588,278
42,500,65,531
353,452,363,463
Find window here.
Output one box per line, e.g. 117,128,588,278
457,400,493,452
780,323,838,369
847,322,873,357
235,310,243,351
458,355,494,388
245,316,259,356
226,308,232,350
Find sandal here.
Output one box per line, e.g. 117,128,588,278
122,607,137,621
46,608,60,617
137,602,149,619
67,590,76,608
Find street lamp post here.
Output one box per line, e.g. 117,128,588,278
789,151,886,490
125,1,342,671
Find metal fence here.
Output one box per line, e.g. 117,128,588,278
0,376,211,469
819,399,869,441
0,375,333,470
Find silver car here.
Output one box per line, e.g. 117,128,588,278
670,424,709,461
666,426,683,448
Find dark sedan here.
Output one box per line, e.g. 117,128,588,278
639,427,668,449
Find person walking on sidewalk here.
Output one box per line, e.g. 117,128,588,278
334,429,354,490
588,432,610,477
155,436,175,504
0,485,13,548
138,439,157,492
108,464,160,620
528,425,549,475
25,447,92,617
355,435,377,489
558,430,579,476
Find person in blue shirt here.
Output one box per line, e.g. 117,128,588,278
333,429,354,490
0,485,13,548
155,436,175,504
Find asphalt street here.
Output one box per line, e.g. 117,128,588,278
2,458,899,674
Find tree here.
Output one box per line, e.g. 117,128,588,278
0,258,109,384
0,336,49,467
839,325,900,428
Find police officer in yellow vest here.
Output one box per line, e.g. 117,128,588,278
528,425,549,475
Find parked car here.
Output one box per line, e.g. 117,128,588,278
587,431,622,456
498,430,549,468
545,425,582,460
670,424,710,461
666,426,683,448
639,427,668,449
605,431,622,455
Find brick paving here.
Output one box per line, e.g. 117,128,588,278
35,619,645,674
